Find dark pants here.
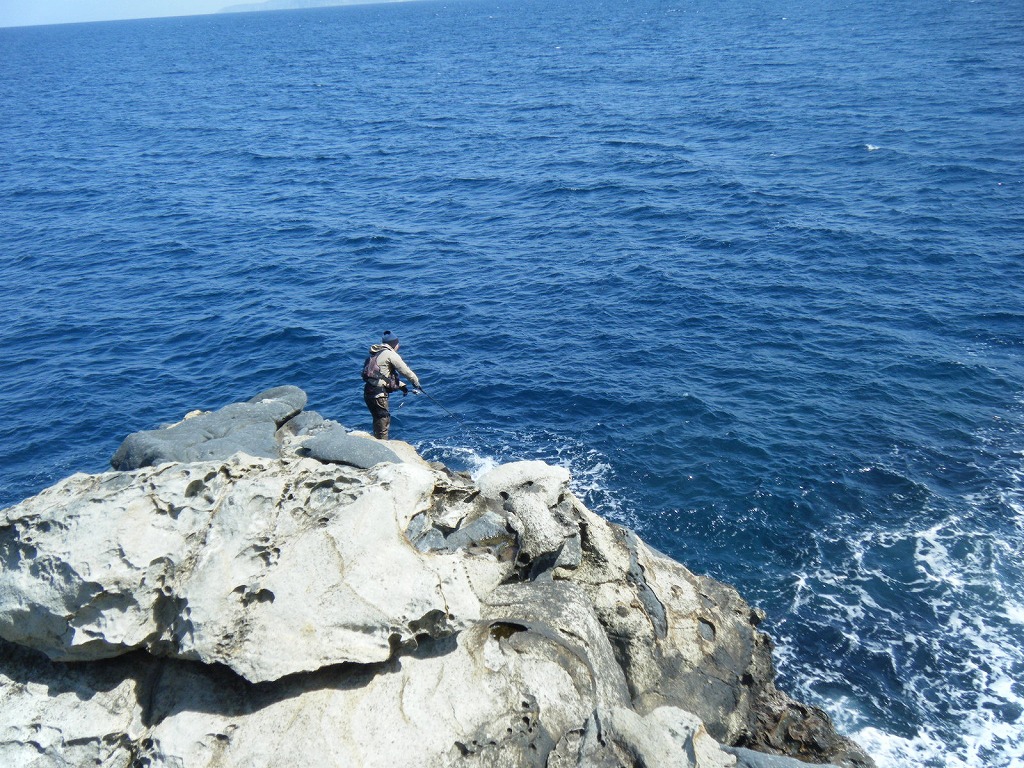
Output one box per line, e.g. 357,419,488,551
363,385,390,440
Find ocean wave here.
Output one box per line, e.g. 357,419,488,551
771,405,1024,767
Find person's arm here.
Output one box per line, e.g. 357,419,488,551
387,350,421,390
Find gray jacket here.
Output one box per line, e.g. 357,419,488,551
366,344,421,390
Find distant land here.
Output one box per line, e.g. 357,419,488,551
222,0,412,12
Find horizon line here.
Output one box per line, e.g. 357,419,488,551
0,0,422,31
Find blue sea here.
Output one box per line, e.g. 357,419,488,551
1,0,1022,764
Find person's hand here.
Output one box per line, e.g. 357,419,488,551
400,384,409,396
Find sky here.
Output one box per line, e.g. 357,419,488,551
0,1,230,28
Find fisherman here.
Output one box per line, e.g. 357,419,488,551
362,330,421,440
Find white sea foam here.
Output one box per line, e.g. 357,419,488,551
773,435,1024,767
467,454,501,479
915,521,966,588
791,572,810,610
420,444,501,479
1003,601,1024,624
552,447,637,528
855,726,955,768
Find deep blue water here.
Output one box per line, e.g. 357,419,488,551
2,0,1023,764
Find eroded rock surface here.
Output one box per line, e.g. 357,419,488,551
0,389,874,768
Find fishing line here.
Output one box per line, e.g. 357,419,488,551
417,388,463,422
381,383,485,449
388,387,459,424
399,386,483,442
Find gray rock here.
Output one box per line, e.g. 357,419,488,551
476,461,581,579
0,639,140,767
444,507,514,553
110,386,308,470
299,426,402,468
246,385,307,416
0,635,726,768
725,745,840,768
275,409,327,438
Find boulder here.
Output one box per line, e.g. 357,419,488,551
274,408,328,438
0,456,506,683
299,425,403,468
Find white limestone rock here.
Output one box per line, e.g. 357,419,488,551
0,641,143,768
0,405,873,768
475,461,582,577
0,455,507,683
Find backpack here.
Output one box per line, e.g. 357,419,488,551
361,353,380,383
362,351,400,390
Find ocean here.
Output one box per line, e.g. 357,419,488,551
1,0,1022,764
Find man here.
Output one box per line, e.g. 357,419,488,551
361,331,421,440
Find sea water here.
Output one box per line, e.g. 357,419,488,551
1,0,1022,764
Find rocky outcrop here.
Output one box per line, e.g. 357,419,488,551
110,386,309,470
109,385,405,473
0,389,873,768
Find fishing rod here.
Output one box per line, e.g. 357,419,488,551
397,384,491,456
393,385,466,428
415,387,462,422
